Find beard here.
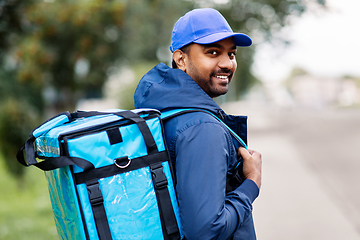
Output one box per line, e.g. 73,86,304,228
205,69,234,98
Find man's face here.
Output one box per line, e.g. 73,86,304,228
181,37,237,98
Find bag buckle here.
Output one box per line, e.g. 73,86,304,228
86,180,103,206
150,163,168,189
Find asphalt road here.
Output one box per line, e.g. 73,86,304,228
222,102,360,240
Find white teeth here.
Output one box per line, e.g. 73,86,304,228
215,75,228,79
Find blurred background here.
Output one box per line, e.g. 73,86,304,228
0,0,359,239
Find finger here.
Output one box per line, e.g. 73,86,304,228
238,147,251,159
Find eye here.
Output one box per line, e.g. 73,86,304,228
229,52,236,59
207,50,218,56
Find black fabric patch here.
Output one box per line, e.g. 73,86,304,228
106,128,122,145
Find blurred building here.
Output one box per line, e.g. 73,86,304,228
246,73,360,109
287,75,360,108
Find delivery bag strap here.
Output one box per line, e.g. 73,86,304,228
150,162,181,240
86,179,112,240
16,137,94,171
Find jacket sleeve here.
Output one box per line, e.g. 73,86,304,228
174,121,259,240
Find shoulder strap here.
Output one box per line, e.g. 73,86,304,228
161,108,248,150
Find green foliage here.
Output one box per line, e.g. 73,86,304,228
0,66,42,180
119,0,193,63
0,0,24,55
12,0,128,111
0,98,40,179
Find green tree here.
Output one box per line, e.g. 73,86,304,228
13,0,129,111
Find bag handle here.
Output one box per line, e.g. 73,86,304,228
71,110,159,155
32,112,71,138
69,109,159,119
16,111,95,171
16,138,95,171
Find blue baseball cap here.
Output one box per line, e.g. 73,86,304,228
170,8,252,52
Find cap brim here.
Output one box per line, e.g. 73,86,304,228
193,32,252,47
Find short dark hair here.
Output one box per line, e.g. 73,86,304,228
171,43,192,69
172,59,178,69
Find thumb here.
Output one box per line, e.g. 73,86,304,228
238,146,250,159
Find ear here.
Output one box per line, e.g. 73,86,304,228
172,50,187,71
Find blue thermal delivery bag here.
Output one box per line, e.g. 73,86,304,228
17,109,182,240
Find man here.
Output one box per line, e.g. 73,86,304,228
134,8,262,240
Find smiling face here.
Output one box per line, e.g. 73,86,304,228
173,37,237,98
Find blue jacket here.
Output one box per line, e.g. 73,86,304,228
134,63,259,240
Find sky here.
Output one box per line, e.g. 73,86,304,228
252,0,360,83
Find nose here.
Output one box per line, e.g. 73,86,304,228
218,54,235,70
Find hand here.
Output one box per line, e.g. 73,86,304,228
238,147,262,189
